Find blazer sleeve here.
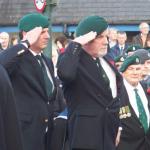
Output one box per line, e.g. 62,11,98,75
57,41,82,83
0,44,28,74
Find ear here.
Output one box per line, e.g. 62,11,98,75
22,31,27,41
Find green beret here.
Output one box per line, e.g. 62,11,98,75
125,45,142,53
132,49,150,64
114,55,125,63
119,55,141,72
75,15,108,37
18,13,49,32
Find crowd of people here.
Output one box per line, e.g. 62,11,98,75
0,12,150,150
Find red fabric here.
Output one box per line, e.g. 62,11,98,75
59,48,65,54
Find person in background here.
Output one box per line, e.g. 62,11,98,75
132,22,150,48
109,31,128,60
124,45,142,57
0,64,23,150
114,55,125,70
144,34,150,50
0,13,57,150
108,27,118,49
50,108,68,150
0,32,10,51
117,55,150,150
54,35,69,54
57,15,122,150
131,49,150,80
10,35,18,46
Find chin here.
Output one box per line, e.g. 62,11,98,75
99,51,107,57
41,45,47,49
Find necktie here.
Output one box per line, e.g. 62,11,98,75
36,55,53,97
95,58,110,86
120,47,123,55
134,88,149,133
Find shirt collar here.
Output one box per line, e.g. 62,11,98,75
29,49,42,56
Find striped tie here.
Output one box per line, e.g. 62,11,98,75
36,55,53,97
134,88,148,133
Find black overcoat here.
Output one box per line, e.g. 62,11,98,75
0,64,23,150
0,44,56,150
57,42,122,150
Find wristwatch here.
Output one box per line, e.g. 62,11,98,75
21,39,30,48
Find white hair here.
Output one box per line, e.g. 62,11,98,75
0,32,9,38
139,22,149,29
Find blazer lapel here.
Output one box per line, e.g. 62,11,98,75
79,51,113,107
82,51,111,89
24,52,47,99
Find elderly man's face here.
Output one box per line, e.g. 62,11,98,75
108,30,117,41
140,23,149,35
0,33,9,49
86,30,108,57
123,64,142,86
30,28,50,53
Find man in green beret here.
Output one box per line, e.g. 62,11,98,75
124,44,142,57
57,15,122,150
0,13,57,150
117,55,150,150
132,49,150,79
114,55,125,70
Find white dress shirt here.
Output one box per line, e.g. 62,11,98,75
100,58,117,98
124,79,150,126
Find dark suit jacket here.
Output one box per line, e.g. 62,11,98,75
0,64,23,150
108,43,129,60
57,42,122,150
117,82,150,150
0,44,57,150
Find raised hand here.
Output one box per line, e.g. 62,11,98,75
22,27,42,46
73,31,97,45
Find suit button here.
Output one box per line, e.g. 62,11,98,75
44,118,48,123
106,107,109,110
47,101,50,105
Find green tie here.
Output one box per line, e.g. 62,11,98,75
95,58,110,85
134,88,149,133
36,55,53,97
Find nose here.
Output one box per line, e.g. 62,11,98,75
104,37,108,45
133,69,136,74
132,68,139,74
46,32,50,39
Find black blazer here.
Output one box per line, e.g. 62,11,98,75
0,64,23,150
117,82,150,150
0,44,57,150
57,42,122,150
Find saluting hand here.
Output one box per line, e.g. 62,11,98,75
73,31,97,45
22,27,42,46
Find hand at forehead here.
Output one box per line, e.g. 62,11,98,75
23,27,43,45
73,31,97,45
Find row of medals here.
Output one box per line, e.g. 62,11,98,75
119,106,131,119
